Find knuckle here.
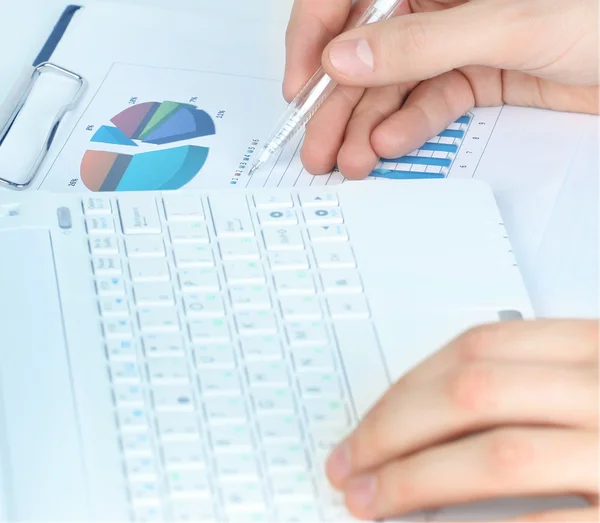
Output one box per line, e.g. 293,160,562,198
456,323,500,361
485,429,536,480
445,362,497,412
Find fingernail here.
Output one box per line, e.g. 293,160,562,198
327,442,352,483
346,474,376,509
329,38,374,76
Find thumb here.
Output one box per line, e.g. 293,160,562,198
321,1,504,86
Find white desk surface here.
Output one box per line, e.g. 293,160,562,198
1,0,598,319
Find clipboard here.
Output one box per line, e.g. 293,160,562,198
0,5,86,190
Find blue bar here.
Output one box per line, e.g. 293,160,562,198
370,169,445,180
439,129,464,139
420,142,458,153
393,156,451,168
455,115,471,125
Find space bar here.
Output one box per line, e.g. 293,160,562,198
0,228,88,519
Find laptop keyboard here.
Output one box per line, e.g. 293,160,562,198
83,190,382,522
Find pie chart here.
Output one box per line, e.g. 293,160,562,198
81,101,216,192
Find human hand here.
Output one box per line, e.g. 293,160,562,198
284,0,599,179
324,319,599,521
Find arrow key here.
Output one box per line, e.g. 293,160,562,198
308,225,348,243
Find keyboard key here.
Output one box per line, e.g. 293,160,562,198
113,384,144,407
152,385,195,411
223,261,265,285
98,296,129,317
304,398,350,427
285,321,329,346
270,472,314,502
311,426,350,457
179,268,220,293
299,191,338,208
170,499,215,522
143,335,185,358
95,277,126,297
147,358,189,384
125,236,165,258
83,196,112,215
253,192,293,209
279,296,322,320
275,502,321,522
162,441,205,470
293,346,336,372
327,295,371,319
313,244,356,269
321,270,363,293
116,407,149,431
138,307,180,333
258,208,298,226
194,344,236,369
109,362,142,383
130,259,170,283
235,311,278,335
216,453,260,480
103,318,134,340
268,251,310,272
189,318,230,344
252,388,295,415
219,237,260,261
204,396,247,424
240,336,283,361
118,200,161,234
221,483,265,510
183,293,225,318
86,216,115,234
163,195,205,222
229,285,271,311
246,361,289,387
134,283,175,307
304,207,344,226
121,432,153,457
274,271,315,295
262,228,304,251
259,415,303,443
129,480,161,502
198,369,241,396
106,340,137,361
210,424,254,452
308,224,349,243
92,256,121,277
125,456,158,481
170,222,210,244
298,372,341,398
89,235,119,255
209,193,254,238
167,469,211,498
157,412,201,441
265,443,309,472
173,245,214,268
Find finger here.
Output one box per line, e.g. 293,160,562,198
340,428,599,520
504,507,600,522
284,0,353,101
326,361,598,487
397,319,599,391
369,70,474,160
321,1,510,87
336,83,412,180
301,85,364,174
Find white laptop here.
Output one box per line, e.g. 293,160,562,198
0,179,532,522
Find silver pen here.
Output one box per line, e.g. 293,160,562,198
249,0,404,176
